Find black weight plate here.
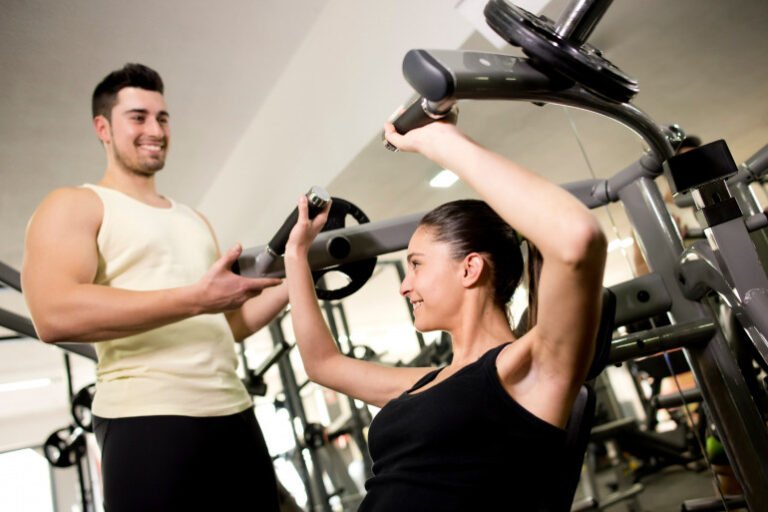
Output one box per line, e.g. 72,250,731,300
304,422,327,449
484,0,638,103
44,427,85,468
323,197,370,229
71,383,96,432
313,197,377,301
314,258,378,301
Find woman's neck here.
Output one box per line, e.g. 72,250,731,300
449,305,515,367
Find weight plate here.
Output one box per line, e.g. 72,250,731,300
484,0,638,103
44,426,85,468
71,383,96,433
313,197,377,301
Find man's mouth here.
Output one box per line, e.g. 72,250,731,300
138,142,165,155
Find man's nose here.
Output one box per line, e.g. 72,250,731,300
145,117,165,137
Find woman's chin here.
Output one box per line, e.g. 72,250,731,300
413,320,440,335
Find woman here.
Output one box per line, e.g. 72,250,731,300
285,121,607,511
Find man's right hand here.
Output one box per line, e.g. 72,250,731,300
195,244,283,314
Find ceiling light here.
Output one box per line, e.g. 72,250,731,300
429,169,459,188
0,378,52,393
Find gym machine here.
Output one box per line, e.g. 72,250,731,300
384,0,768,508
235,0,768,509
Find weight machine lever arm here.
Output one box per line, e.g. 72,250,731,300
238,212,423,279
389,49,673,161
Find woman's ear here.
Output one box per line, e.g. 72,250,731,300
461,252,486,287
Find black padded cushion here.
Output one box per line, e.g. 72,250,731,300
552,385,597,511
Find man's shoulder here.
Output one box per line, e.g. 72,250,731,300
43,185,99,202
33,186,103,223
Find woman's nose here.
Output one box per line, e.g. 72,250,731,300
400,274,411,297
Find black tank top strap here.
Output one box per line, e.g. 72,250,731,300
407,368,444,393
408,342,512,394
481,341,514,364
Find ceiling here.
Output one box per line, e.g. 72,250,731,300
1,0,768,451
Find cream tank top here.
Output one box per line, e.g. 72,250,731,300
83,184,252,418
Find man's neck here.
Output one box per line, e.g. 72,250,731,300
99,166,169,208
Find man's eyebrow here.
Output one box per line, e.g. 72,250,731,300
123,108,170,118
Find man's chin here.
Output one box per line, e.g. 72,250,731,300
142,159,166,173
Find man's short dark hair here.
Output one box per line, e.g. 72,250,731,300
92,63,164,120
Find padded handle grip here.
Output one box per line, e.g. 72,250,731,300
268,186,330,255
232,186,330,276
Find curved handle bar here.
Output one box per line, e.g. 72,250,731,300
391,97,457,136
267,186,330,256
391,49,674,161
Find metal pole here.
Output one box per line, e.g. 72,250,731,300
0,259,22,291
554,0,614,44
321,300,373,480
63,354,94,511
0,307,97,361
270,320,331,512
607,320,715,365
730,181,768,273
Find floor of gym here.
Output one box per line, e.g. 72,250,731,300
579,463,747,512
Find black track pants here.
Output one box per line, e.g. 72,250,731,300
93,408,279,511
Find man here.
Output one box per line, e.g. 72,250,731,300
22,63,285,511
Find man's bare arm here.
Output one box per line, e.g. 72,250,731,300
21,188,280,342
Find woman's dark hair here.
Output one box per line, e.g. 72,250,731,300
92,63,164,120
419,199,541,330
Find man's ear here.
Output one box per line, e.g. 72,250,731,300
461,252,486,287
93,115,111,144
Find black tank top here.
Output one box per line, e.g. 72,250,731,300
360,343,567,511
